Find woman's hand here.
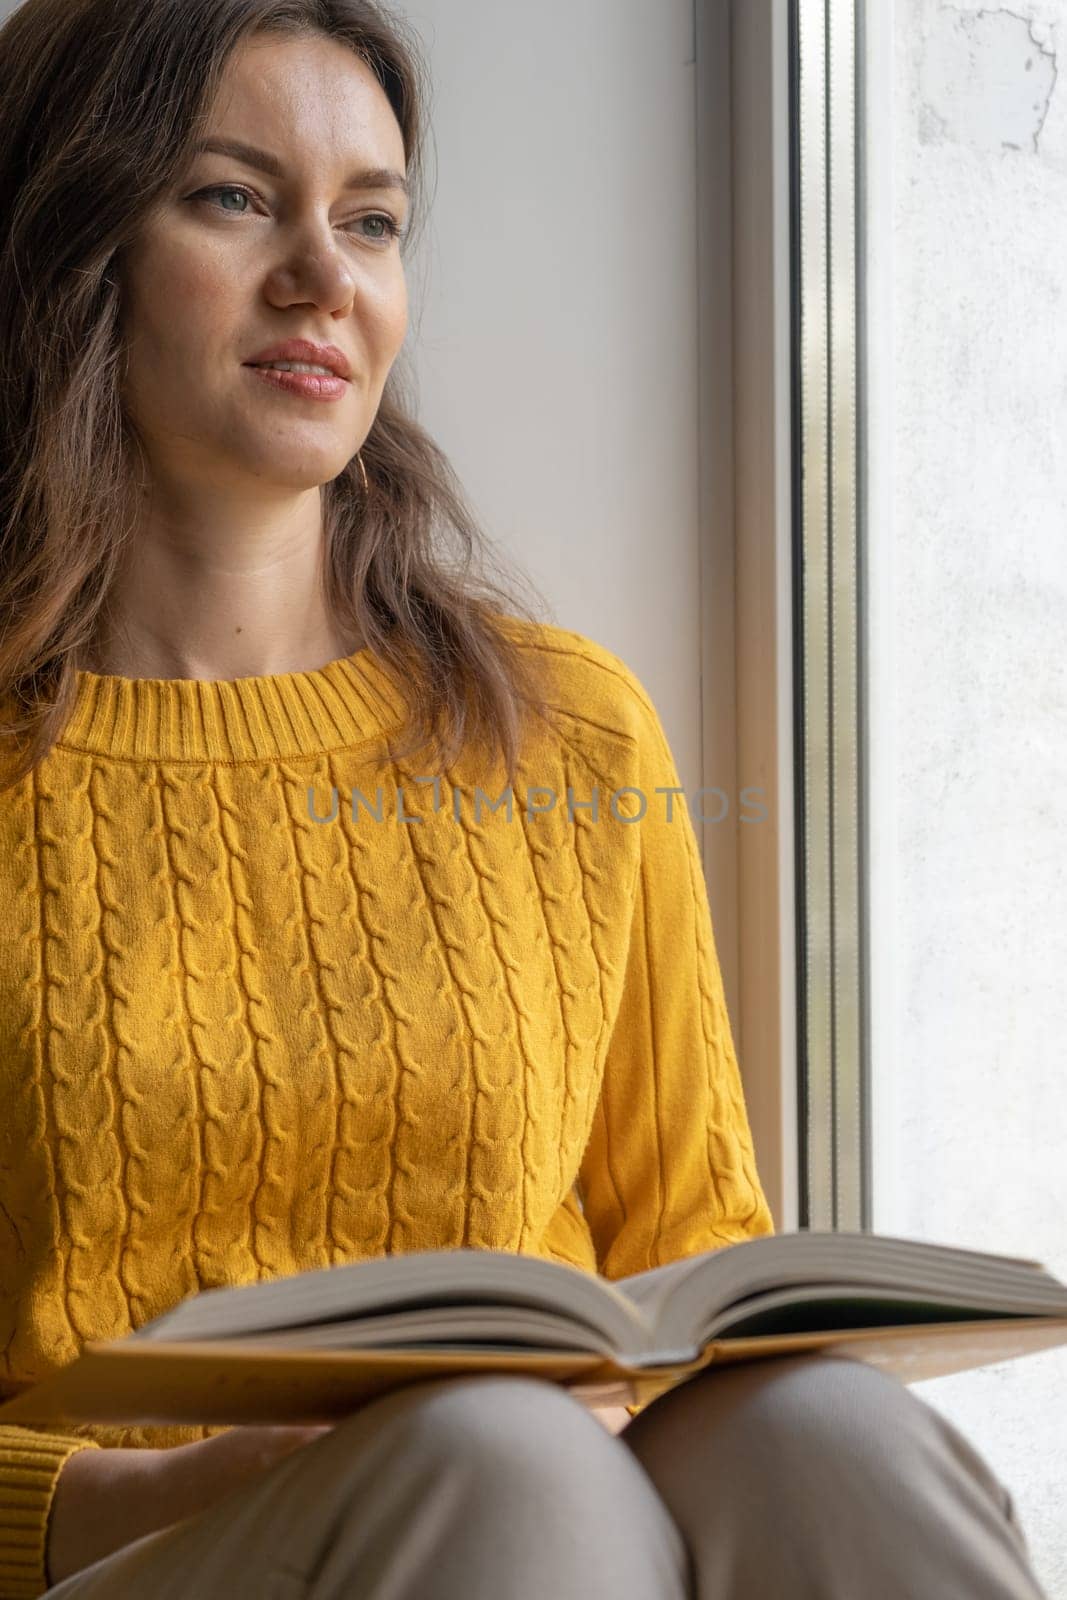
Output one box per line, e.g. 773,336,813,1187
159,1422,338,1516
47,1423,336,1587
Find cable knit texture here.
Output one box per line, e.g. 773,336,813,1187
0,617,774,1596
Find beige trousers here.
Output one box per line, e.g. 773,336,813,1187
45,1350,1049,1599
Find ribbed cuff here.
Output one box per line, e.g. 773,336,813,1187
0,1432,102,1598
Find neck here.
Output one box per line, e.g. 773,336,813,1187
92,483,363,682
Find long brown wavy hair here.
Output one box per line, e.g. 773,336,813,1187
0,0,567,796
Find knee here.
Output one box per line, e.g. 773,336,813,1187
627,1351,942,1489
305,1375,689,1594
397,1374,617,1479
331,1373,623,1498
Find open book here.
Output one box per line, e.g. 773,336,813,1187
3,1230,1067,1428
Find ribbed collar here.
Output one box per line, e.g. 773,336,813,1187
57,645,410,763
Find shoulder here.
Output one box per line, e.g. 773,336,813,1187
496,616,660,747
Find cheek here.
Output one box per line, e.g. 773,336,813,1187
365,274,409,361
123,247,236,371
391,295,409,352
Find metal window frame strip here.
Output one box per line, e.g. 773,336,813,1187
794,0,870,1230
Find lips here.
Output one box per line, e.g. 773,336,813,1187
244,339,352,380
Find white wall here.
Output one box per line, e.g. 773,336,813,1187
866,1,1067,1592
397,0,705,795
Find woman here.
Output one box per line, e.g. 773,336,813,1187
0,1,1047,1596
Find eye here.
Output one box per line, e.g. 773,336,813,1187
190,185,406,244
355,213,406,244
192,184,255,215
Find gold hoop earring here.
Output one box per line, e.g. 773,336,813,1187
357,453,369,494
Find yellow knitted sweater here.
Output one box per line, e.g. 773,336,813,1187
0,617,774,1597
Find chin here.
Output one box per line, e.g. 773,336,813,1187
245,452,351,490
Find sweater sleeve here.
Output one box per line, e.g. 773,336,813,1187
0,1426,102,1598
578,668,776,1291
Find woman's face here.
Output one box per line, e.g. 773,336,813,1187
118,32,410,499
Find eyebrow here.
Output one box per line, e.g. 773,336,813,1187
192,136,410,201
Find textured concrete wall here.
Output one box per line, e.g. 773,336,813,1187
866,2,1067,1594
